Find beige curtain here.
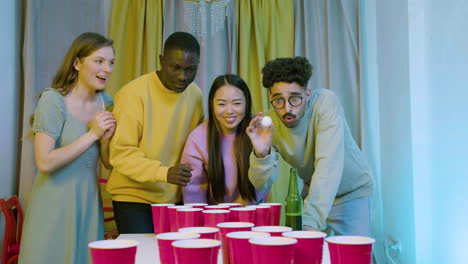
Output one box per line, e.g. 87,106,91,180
236,0,295,113
236,0,295,224
106,0,165,96
100,0,165,233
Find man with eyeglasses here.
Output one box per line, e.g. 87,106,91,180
247,57,374,236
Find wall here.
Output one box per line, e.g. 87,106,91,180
375,0,417,262
0,0,22,258
425,1,468,262
0,0,21,197
364,0,468,263
408,1,433,262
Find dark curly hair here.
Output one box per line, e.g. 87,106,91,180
261,56,313,88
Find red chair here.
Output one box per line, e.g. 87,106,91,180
99,178,119,239
0,195,23,264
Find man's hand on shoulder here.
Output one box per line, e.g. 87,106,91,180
167,164,192,186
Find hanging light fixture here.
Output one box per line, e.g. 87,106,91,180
183,0,231,45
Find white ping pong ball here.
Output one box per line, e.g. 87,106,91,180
261,116,272,127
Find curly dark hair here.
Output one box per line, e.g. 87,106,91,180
261,56,313,88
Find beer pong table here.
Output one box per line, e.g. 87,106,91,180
117,233,331,264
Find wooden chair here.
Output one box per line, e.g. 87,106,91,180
0,195,23,264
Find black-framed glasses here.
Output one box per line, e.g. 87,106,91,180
270,96,304,109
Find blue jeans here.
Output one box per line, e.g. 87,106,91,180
112,201,153,234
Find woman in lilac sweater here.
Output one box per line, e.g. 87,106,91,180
181,74,267,205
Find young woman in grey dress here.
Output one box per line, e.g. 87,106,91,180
19,32,116,264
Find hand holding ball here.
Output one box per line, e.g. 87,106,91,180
261,116,272,127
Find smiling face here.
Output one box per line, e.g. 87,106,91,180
158,49,199,93
269,82,311,128
213,84,247,135
74,46,114,91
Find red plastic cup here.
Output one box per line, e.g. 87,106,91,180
230,207,256,223
227,231,270,264
88,239,138,264
177,208,204,229
155,232,200,264
204,205,230,210
219,203,242,221
202,209,231,228
252,226,293,237
178,227,220,239
246,205,270,226
259,203,282,226
218,202,242,208
217,222,255,264
151,203,174,234
326,236,375,264
282,231,327,264
184,203,208,209
168,205,192,232
249,236,297,264
172,239,221,264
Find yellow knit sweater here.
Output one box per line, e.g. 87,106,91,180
107,72,204,204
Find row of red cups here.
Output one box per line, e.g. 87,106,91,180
213,222,322,264
155,223,375,264
87,226,374,264
151,202,282,234
155,222,260,264
155,222,317,264
245,233,375,264
178,224,294,262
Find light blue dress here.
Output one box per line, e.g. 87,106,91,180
19,88,113,264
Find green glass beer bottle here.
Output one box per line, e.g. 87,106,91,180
285,168,303,230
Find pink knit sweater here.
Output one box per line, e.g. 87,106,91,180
181,121,267,205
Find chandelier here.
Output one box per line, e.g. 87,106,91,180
183,0,231,45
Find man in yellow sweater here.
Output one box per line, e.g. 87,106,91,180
107,32,204,233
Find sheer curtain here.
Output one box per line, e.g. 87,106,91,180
19,0,108,209
294,0,361,142
294,0,384,262
164,0,237,114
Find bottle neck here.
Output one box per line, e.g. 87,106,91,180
288,168,300,196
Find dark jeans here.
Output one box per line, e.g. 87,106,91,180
112,201,153,234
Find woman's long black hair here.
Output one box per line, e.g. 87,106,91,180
207,74,257,202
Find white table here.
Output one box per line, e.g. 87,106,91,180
117,233,330,264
